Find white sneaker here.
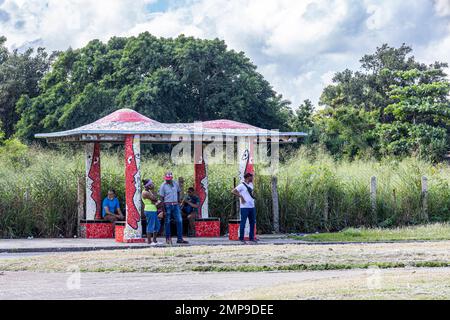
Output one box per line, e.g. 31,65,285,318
150,242,158,246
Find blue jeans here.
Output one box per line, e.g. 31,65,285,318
145,211,160,233
240,207,256,241
164,204,183,240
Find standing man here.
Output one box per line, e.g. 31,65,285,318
102,189,125,222
232,173,257,244
159,172,189,245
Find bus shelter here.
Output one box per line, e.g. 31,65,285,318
35,108,306,242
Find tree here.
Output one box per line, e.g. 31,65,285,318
0,36,56,138
317,44,450,160
315,106,377,159
320,44,447,114
16,33,291,141
376,68,450,161
291,99,314,132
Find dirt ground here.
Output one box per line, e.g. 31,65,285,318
1,241,449,272
1,268,450,300
1,241,450,299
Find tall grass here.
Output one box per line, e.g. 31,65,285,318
1,146,450,238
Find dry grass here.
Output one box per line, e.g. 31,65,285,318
1,241,450,273
299,223,450,242
215,268,450,300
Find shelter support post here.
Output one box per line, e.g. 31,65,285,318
236,137,256,240
85,142,102,220
123,134,145,242
194,143,209,218
81,142,114,238
193,143,222,237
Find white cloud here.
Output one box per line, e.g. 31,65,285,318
1,0,449,109
0,0,156,50
434,0,450,16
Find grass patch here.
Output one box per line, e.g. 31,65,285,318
295,223,450,242
5,146,450,238
1,242,450,273
214,268,450,300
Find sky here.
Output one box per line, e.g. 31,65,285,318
1,0,450,108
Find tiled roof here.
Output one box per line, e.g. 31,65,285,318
35,108,306,143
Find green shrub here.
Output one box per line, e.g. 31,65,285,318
1,146,450,238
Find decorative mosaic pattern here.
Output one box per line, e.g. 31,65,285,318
96,109,160,124
195,219,220,237
115,224,124,243
36,109,304,141
228,222,240,241
229,221,257,241
80,222,114,239
85,143,102,220
36,109,305,238
124,134,143,241
238,137,255,239
194,145,209,218
238,137,255,182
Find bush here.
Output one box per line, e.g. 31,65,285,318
1,146,450,238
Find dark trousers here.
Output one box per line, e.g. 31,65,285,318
164,204,183,240
239,207,256,241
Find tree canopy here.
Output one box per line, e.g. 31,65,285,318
311,44,450,161
14,33,292,141
0,36,55,138
1,34,449,162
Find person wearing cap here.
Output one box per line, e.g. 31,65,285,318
142,179,161,245
159,172,189,245
232,173,257,244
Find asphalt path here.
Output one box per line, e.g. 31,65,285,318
0,269,370,300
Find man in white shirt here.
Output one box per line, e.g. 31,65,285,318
232,173,256,243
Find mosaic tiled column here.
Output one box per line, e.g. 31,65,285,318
124,134,144,242
237,137,256,240
238,137,255,181
85,143,102,220
194,143,209,218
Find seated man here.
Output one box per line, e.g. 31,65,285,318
102,189,124,222
181,187,200,237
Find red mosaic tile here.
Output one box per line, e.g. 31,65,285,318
195,218,220,237
115,224,125,243
228,220,257,241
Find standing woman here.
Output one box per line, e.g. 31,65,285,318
142,179,161,245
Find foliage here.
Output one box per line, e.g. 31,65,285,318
0,120,4,143
15,33,291,141
297,223,450,242
375,68,450,161
291,99,314,132
0,120,29,165
2,147,450,238
314,106,378,159
0,36,56,138
315,44,450,160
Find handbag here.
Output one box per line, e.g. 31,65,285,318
242,182,256,199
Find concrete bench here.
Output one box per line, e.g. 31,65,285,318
80,219,114,239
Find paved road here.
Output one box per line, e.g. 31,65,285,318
0,269,370,300
0,252,62,259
